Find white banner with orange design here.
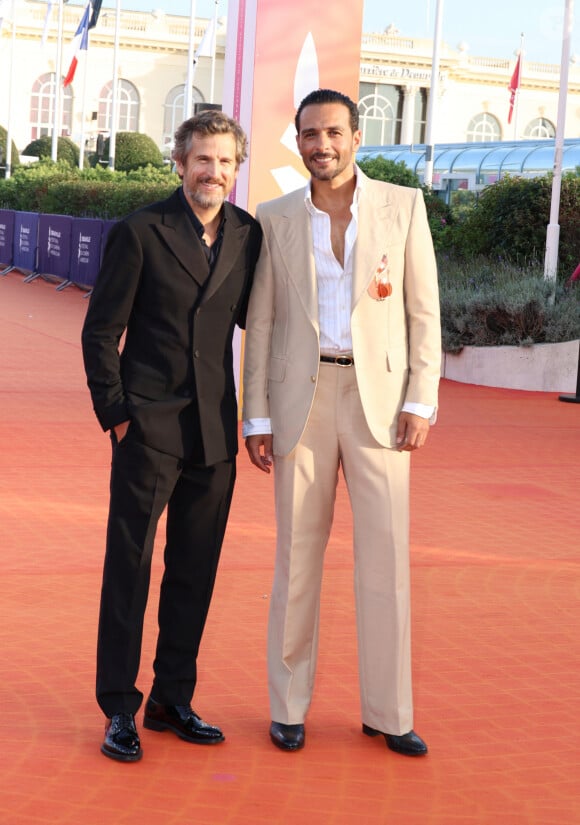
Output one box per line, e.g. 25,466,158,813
223,0,364,213
223,0,363,405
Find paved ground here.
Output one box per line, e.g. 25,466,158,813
1,272,579,825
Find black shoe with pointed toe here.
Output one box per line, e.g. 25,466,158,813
269,721,305,751
362,724,428,756
143,697,224,744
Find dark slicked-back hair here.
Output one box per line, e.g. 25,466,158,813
295,89,360,134
172,109,248,168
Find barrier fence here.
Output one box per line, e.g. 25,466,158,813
0,209,115,294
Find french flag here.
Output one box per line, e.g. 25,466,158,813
63,2,91,87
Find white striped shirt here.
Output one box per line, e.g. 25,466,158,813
305,178,358,355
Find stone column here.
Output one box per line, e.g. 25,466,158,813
400,85,418,145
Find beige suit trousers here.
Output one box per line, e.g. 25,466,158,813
268,362,414,735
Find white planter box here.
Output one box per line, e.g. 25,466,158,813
441,340,580,393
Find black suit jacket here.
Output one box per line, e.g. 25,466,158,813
82,189,262,463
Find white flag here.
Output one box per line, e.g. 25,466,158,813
41,0,53,46
195,15,216,60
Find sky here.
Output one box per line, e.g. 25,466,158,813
73,0,578,67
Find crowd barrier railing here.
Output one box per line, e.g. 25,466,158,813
0,209,115,294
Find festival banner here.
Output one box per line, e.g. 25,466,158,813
223,0,364,213
13,212,39,274
0,208,15,267
37,214,72,280
70,217,103,288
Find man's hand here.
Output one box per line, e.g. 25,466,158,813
396,412,430,452
245,434,273,473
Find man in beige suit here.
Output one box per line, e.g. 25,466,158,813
243,89,441,755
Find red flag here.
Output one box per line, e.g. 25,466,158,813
63,2,90,87
508,54,521,124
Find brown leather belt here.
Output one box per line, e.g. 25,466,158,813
320,354,354,367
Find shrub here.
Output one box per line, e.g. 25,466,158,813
451,174,580,275
93,132,164,172
22,135,80,167
0,125,20,177
0,160,179,216
438,256,580,352
358,156,421,188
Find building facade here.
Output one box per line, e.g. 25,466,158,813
1,4,579,164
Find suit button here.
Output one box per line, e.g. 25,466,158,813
194,350,200,358
311,375,316,382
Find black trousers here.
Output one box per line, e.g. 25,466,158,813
96,431,235,717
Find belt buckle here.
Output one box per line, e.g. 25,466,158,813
335,355,353,367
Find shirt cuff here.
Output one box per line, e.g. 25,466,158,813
401,402,437,425
242,417,272,438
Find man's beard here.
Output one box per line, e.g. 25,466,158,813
306,153,349,181
187,180,226,209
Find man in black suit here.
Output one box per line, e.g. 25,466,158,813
82,110,262,762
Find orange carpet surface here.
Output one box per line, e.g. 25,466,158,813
0,273,579,825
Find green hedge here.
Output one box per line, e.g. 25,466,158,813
89,132,165,172
22,135,80,167
449,174,580,276
0,160,179,217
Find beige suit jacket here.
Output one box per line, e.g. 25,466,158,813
242,167,441,456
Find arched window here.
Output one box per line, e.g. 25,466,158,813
30,73,73,141
524,118,556,139
466,113,501,143
358,84,402,146
162,85,204,150
98,79,140,133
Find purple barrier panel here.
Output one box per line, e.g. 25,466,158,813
13,212,39,273
0,209,15,268
37,214,73,281
69,218,103,288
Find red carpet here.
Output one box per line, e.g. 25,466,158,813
1,273,579,824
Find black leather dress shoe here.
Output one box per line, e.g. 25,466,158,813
269,721,305,751
101,713,143,762
362,724,428,756
143,697,224,744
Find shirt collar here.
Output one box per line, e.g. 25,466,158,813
304,164,363,214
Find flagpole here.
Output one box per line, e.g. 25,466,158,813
423,0,444,188
544,0,574,282
108,0,121,169
51,0,65,162
185,0,197,119
78,30,90,169
5,0,16,179
209,0,218,104
512,33,524,140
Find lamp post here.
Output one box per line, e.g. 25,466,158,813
184,0,198,120
423,0,444,188
544,0,574,282
51,0,67,162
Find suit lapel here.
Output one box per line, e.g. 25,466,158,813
155,191,209,288
202,202,249,303
154,194,249,299
269,190,318,325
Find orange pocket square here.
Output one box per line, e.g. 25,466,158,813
367,254,392,301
